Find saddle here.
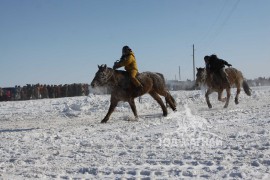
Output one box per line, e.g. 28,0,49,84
210,72,225,89
115,70,142,89
116,70,140,77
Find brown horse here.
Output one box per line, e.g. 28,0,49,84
195,67,251,108
91,64,177,123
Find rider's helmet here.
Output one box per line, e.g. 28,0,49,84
210,54,218,60
204,55,210,62
122,46,132,55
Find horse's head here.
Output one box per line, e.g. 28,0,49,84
91,64,113,88
195,67,207,87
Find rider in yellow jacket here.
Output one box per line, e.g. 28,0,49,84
113,46,143,90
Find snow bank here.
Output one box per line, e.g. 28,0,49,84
0,87,270,179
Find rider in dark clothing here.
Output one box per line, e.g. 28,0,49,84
204,54,232,87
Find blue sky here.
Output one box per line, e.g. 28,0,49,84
0,0,269,87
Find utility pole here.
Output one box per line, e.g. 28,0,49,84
193,44,195,81
179,66,181,81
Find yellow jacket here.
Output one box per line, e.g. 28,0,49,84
118,52,138,72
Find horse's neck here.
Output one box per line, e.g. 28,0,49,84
205,71,214,86
201,70,208,83
110,70,132,89
106,70,124,87
115,71,127,82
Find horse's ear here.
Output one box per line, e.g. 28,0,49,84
196,67,198,71
98,65,101,69
104,64,107,69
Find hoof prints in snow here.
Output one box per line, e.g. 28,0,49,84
76,167,195,178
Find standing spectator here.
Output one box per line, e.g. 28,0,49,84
55,85,61,98
14,85,21,100
0,87,3,97
6,90,11,101
0,87,3,101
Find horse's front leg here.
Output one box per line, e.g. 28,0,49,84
205,89,213,109
128,98,138,119
101,99,118,123
224,88,231,108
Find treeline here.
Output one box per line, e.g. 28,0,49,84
0,83,89,102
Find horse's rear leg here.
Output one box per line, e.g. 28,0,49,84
234,84,241,104
128,98,138,119
165,93,177,111
101,99,118,123
224,88,231,108
205,89,213,108
149,91,168,116
156,90,176,111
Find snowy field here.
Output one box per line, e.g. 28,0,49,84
0,86,270,179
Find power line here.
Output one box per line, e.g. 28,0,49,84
193,44,195,81
198,0,241,50
198,0,228,45
211,0,241,41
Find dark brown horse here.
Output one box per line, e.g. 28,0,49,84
91,64,177,123
195,67,251,108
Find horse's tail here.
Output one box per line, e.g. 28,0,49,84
160,74,177,108
242,80,251,96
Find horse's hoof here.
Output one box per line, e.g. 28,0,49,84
101,120,108,123
223,105,228,108
208,105,212,109
163,113,168,117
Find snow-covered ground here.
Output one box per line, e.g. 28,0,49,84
0,86,270,179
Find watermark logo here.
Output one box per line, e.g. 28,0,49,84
158,104,224,149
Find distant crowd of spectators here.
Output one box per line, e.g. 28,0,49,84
0,83,89,102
